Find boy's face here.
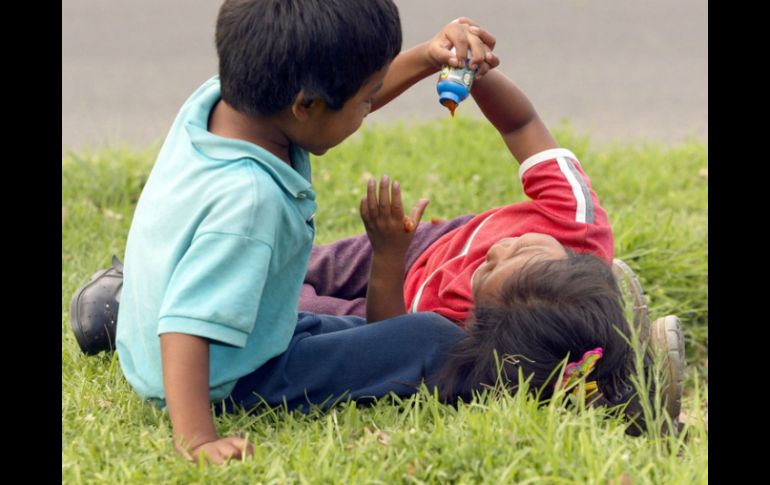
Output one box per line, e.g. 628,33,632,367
301,66,388,155
471,233,568,303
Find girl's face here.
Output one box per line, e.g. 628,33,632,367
471,233,568,302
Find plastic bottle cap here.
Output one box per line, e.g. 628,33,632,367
438,91,461,105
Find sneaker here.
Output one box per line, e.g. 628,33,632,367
617,315,685,436
69,255,124,355
611,258,650,339
599,261,684,435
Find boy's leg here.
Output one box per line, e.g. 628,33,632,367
223,311,467,413
299,214,475,315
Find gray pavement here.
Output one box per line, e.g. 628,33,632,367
62,0,707,151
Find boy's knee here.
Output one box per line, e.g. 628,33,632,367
393,312,467,350
405,311,459,330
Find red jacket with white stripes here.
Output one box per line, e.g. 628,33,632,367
403,148,614,325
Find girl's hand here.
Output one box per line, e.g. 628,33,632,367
425,17,500,78
360,175,429,258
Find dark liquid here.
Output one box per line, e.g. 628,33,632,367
439,98,457,117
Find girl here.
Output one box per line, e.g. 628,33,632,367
300,68,683,421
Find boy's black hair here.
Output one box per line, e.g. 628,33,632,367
215,0,402,116
436,251,633,404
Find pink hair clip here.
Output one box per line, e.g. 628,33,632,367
557,347,604,392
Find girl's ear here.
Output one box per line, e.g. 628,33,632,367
290,90,316,122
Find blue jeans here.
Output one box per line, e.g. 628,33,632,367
220,311,467,413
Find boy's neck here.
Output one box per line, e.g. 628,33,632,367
208,100,294,166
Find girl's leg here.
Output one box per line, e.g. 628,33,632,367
298,284,367,317
303,233,374,300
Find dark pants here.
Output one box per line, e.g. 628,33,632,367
222,311,467,413
299,214,475,317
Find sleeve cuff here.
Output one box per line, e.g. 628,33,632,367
157,315,249,348
519,148,578,180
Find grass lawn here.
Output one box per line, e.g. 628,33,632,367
62,119,707,483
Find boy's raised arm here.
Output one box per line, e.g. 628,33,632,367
470,69,559,164
372,18,499,112
161,333,254,464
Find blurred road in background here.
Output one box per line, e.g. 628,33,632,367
62,0,707,150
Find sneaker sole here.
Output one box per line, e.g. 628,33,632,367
650,315,685,423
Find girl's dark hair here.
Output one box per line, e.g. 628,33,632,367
436,250,633,404
215,0,402,116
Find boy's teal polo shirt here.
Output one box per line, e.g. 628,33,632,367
116,76,317,405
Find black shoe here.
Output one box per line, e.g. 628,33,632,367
69,255,124,355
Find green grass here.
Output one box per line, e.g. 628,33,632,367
62,119,708,483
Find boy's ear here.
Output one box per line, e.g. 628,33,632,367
290,90,317,122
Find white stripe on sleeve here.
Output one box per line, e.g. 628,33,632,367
557,156,588,223
518,148,578,180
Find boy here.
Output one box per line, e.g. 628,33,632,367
74,0,499,464
300,68,685,428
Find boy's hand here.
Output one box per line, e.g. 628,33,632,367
426,17,500,78
360,175,429,258
181,436,255,465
